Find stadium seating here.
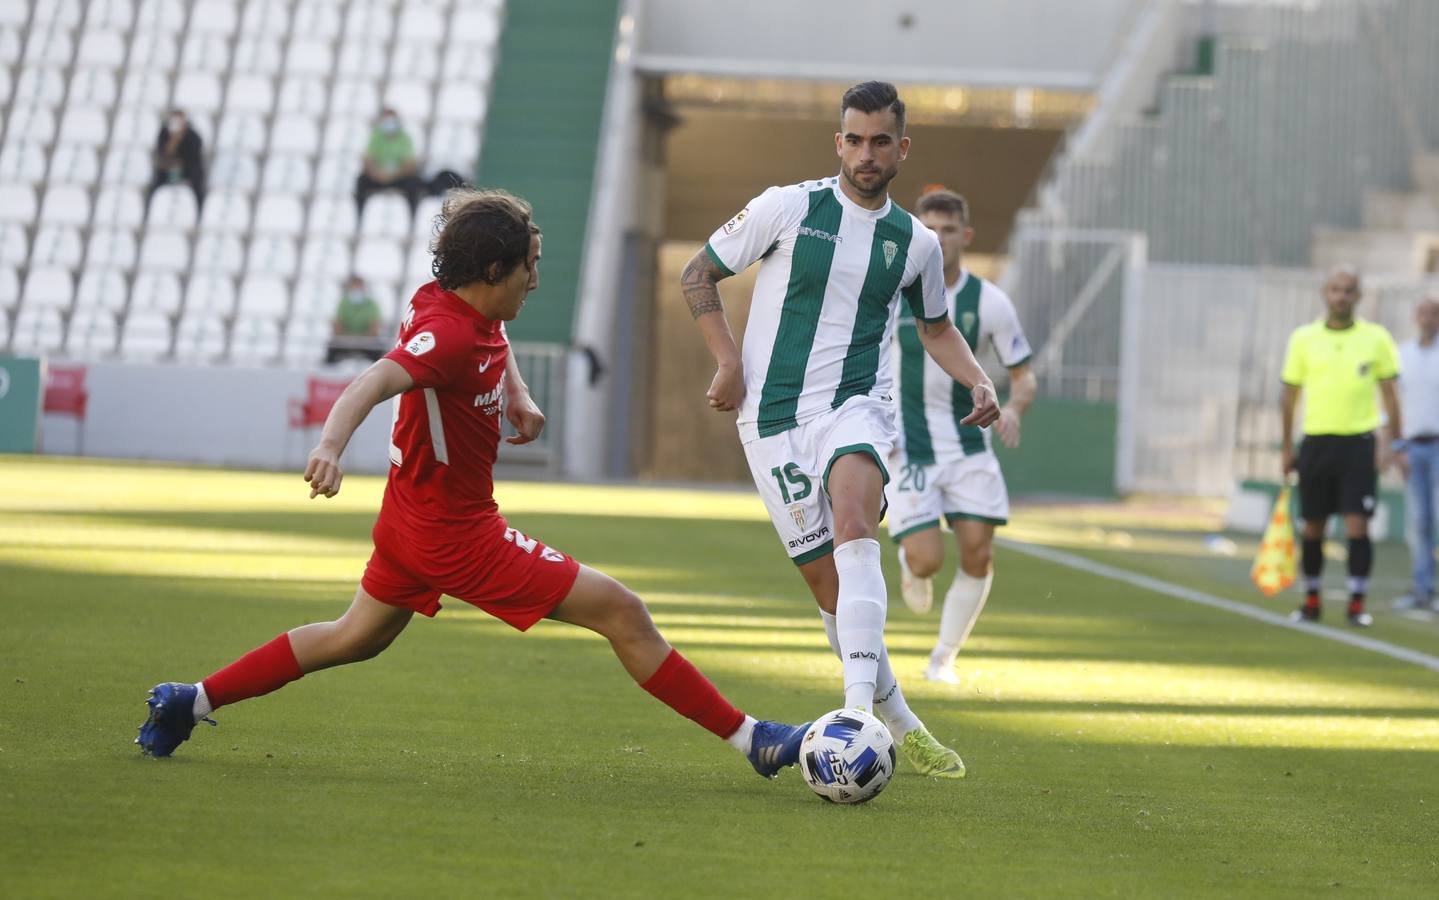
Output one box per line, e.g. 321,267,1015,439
1,0,502,361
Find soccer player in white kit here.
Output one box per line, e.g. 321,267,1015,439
680,82,1000,777
886,189,1036,683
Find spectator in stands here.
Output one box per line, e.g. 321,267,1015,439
1394,294,1439,613
326,275,385,365
146,109,206,213
355,108,426,218
1280,265,1404,628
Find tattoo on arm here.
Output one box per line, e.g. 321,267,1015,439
681,252,729,320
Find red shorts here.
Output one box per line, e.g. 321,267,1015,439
361,512,581,630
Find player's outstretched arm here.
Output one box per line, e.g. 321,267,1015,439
305,359,414,498
503,351,545,445
917,318,1000,427
680,249,744,412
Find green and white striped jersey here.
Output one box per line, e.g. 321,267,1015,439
705,176,948,442
891,269,1032,464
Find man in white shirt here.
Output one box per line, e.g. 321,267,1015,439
1395,295,1439,612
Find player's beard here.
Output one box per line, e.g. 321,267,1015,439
842,161,898,200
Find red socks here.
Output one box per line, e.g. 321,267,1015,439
640,650,745,739
202,633,304,710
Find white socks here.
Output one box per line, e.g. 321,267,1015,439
726,715,758,753
191,682,213,722
932,569,993,671
833,538,888,710
821,610,920,739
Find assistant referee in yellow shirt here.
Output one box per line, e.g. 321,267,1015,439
1280,266,1403,627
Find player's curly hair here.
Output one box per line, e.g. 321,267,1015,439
916,188,970,226
430,188,540,291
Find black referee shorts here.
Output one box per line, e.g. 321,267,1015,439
1296,433,1377,521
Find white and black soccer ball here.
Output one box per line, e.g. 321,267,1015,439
798,708,896,804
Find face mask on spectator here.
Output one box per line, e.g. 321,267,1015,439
344,288,365,303
380,117,399,134
169,116,185,132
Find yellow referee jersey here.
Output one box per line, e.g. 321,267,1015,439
1281,317,1399,435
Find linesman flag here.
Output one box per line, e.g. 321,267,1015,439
1251,486,1297,596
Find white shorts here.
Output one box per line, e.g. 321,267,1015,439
742,396,897,564
884,449,1010,542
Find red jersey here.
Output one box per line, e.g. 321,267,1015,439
380,281,509,538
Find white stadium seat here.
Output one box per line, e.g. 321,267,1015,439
69,68,119,107
174,71,223,113
427,121,480,171
15,67,67,107
228,317,281,365
253,194,305,236
0,68,10,105
453,8,502,46
360,194,412,240
102,145,152,187
344,4,393,42
290,277,335,318
283,316,328,366
406,239,433,287
136,0,187,32
1,28,19,64
192,233,245,274
291,2,342,39
11,307,65,354
245,235,298,278
24,29,73,67
184,272,236,316
300,236,353,280
93,186,145,229
331,79,380,116
354,238,405,284
30,226,84,267
226,74,274,112
198,190,252,234
0,264,18,311
148,186,199,230
119,309,173,361
130,271,183,315
412,196,444,240
385,81,433,123
278,78,327,116
0,184,37,222
87,228,139,271
127,30,178,69
399,5,445,41
0,142,48,183
49,144,101,185
0,4,27,25
77,30,128,67
436,83,486,124
217,112,269,154
285,38,333,77
76,269,130,312
66,306,120,357
270,116,321,155
175,312,229,363
306,193,358,238
261,154,313,194
190,0,239,34
389,43,439,82
238,276,290,319
6,106,56,145
210,153,260,191
87,0,135,29
313,156,356,195
22,267,75,310
40,185,91,226
139,230,191,271
0,225,28,265
179,32,231,72
322,115,371,157
120,72,170,111
59,107,111,147
240,0,290,35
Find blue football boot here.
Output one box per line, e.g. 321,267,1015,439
136,682,214,757
747,719,810,779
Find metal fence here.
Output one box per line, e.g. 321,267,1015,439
496,341,568,475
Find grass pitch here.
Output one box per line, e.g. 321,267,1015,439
1,457,1437,898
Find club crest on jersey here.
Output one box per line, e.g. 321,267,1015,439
405,331,435,356
883,240,898,269
960,312,976,333
723,207,749,234
789,505,806,530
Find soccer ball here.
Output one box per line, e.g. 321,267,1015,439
798,708,896,804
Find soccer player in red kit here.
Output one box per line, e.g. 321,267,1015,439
136,189,809,778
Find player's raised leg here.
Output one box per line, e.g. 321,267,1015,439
928,519,995,683
546,564,808,779
137,587,414,757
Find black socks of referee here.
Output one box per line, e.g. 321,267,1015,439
1301,538,1324,610
1347,536,1372,613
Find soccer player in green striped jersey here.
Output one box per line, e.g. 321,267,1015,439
886,189,1036,684
680,82,1000,778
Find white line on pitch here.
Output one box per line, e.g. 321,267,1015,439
997,538,1439,674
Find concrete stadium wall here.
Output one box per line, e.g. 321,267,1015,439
35,361,394,475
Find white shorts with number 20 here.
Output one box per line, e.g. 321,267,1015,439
742,396,896,565
884,449,1010,543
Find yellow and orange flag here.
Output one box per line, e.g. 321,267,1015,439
1250,486,1297,595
